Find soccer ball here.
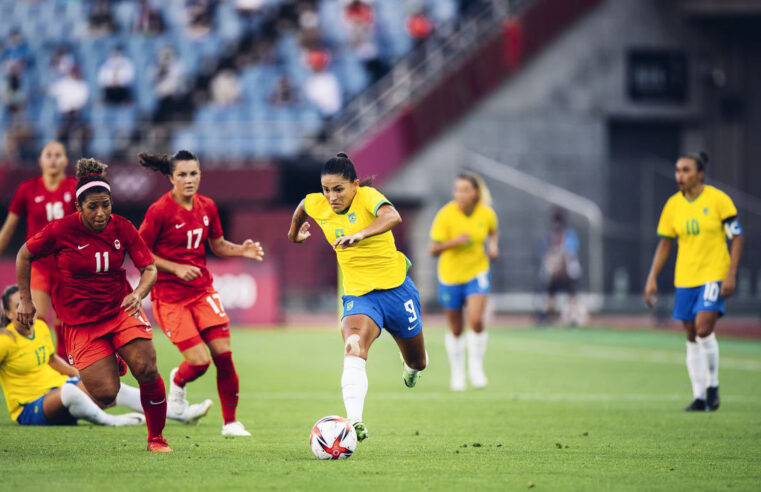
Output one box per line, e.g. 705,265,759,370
309,416,357,460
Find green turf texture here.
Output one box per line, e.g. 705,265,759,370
1,325,760,491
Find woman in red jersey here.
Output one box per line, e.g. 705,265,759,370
0,142,77,357
15,158,172,452
138,150,264,438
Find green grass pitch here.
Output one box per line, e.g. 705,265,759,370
2,325,760,491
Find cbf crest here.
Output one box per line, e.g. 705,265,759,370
347,212,357,224
114,239,121,250
203,216,209,226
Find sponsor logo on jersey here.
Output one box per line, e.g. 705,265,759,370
203,216,209,226
34,195,45,203
63,192,72,202
114,239,121,250
348,212,357,224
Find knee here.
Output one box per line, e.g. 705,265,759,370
344,333,367,359
696,325,713,339
186,351,211,366
88,384,119,407
470,318,484,334
407,357,427,371
128,358,159,384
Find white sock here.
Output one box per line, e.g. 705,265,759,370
60,383,120,426
697,333,720,388
466,330,488,376
445,332,466,383
686,341,706,400
115,383,143,413
341,356,368,422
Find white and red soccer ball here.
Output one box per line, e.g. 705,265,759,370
309,416,357,460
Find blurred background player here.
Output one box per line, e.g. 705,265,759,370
288,153,427,442
0,142,76,358
645,152,744,412
1,284,209,426
430,173,498,391
138,150,264,438
538,208,587,326
15,159,171,452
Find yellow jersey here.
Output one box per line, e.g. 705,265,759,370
430,201,498,284
656,185,737,288
304,186,409,296
0,320,68,421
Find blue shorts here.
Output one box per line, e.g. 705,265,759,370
673,282,725,322
16,377,80,426
438,272,491,310
342,276,423,338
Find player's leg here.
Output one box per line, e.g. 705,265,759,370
341,313,381,441
73,358,144,425
113,380,212,424
696,310,721,411
444,308,466,390
206,330,249,436
682,321,707,411
465,294,489,388
392,331,427,390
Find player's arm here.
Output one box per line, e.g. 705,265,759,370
721,217,744,298
121,263,158,316
208,236,264,261
334,203,401,249
288,199,311,243
0,212,20,254
487,230,499,259
15,244,36,326
430,234,470,256
151,252,203,281
644,238,673,308
49,353,79,377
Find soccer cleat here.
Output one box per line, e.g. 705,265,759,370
400,353,421,388
221,421,252,437
706,386,720,411
167,367,188,416
684,398,708,412
182,399,214,424
352,420,369,442
111,412,145,426
450,375,466,392
468,368,488,389
147,436,173,452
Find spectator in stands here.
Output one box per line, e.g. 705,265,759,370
304,52,341,119
50,47,75,77
1,30,31,74
49,66,90,155
406,8,435,47
88,0,117,37
236,0,264,33
210,69,241,106
152,48,187,123
186,0,218,39
297,1,322,50
97,46,135,105
343,0,387,84
1,63,26,118
269,75,298,107
134,0,165,35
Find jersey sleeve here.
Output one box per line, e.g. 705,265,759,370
8,182,27,215
488,206,498,233
429,207,449,242
303,193,322,219
207,199,224,240
715,189,739,221
0,332,11,365
656,198,676,239
362,187,393,216
123,219,155,269
25,220,59,258
138,204,163,250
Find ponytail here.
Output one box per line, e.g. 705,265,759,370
138,149,199,177
682,151,709,173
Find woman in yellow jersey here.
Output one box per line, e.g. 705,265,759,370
1,285,210,426
645,152,744,412
430,173,498,391
288,153,427,442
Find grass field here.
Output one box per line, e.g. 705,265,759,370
2,325,761,491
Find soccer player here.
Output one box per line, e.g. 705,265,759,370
0,142,77,357
430,173,498,391
287,153,428,442
138,151,264,437
1,284,210,426
15,159,172,452
645,152,744,412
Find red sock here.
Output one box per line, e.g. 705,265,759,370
174,361,210,387
54,323,67,359
213,352,239,425
139,375,167,440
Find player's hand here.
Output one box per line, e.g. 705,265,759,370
295,222,311,243
16,298,36,327
334,233,364,249
644,277,658,308
720,276,736,298
174,264,202,281
454,233,470,246
120,292,142,317
488,242,499,259
242,239,264,261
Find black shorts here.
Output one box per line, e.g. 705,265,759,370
547,276,576,296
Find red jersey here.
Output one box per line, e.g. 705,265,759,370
26,213,155,326
9,176,78,239
139,192,223,304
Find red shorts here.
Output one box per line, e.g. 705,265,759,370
64,309,153,370
152,289,230,351
30,257,55,294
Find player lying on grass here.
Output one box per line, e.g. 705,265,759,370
1,284,211,426
645,151,744,412
288,153,427,442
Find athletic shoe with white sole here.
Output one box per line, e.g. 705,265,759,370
400,353,421,388
352,420,369,442
168,398,213,424
167,367,188,416
221,421,251,437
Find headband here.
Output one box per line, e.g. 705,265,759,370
76,181,111,199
